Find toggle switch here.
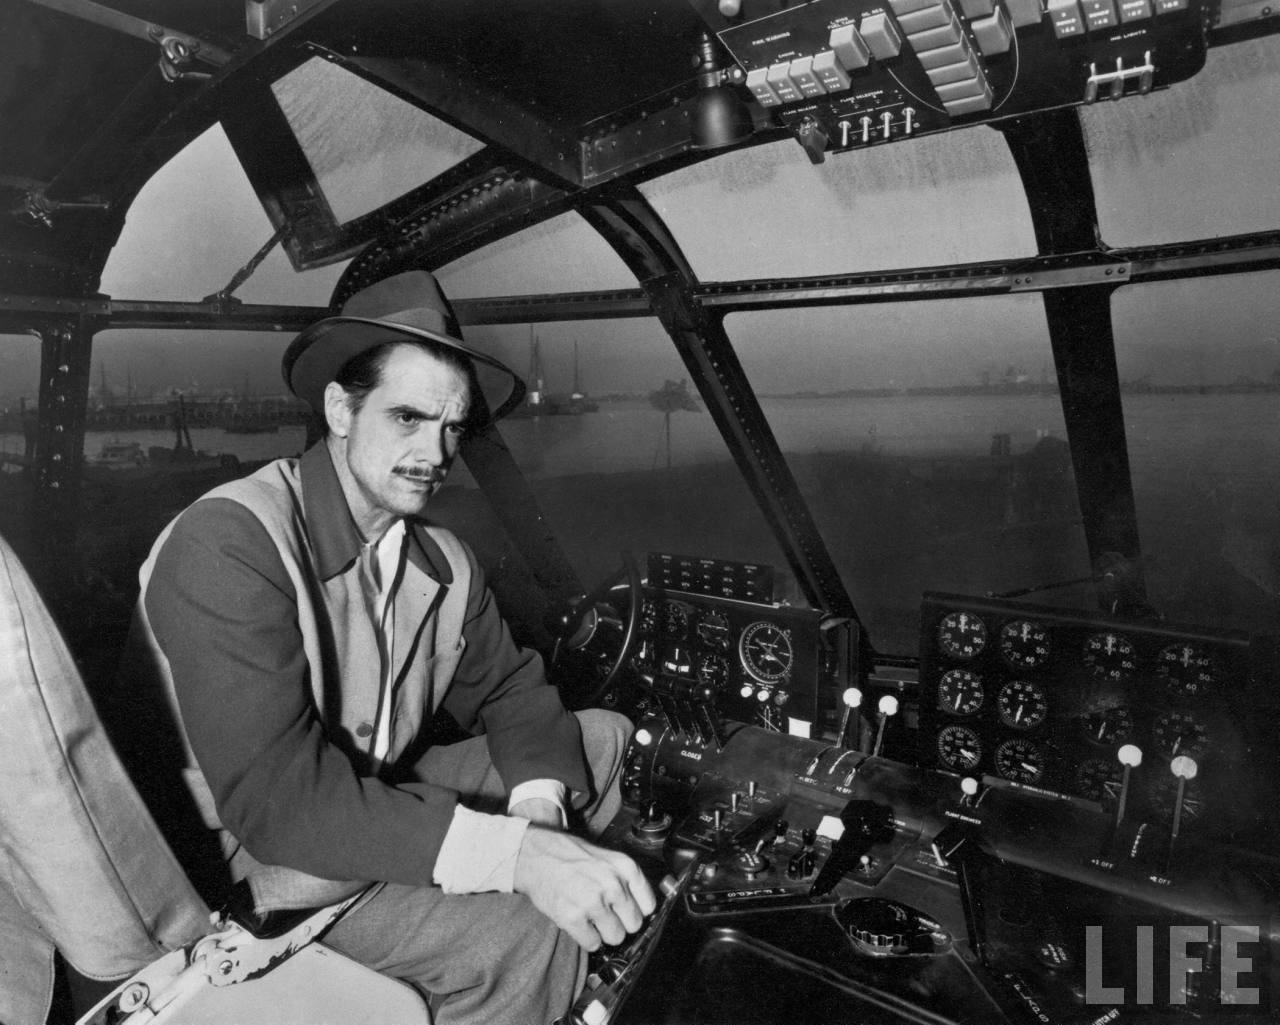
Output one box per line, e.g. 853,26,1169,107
881,111,894,139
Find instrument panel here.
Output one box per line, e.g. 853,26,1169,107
599,551,854,735
918,592,1270,842
633,589,837,732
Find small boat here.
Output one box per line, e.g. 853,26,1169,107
92,440,146,467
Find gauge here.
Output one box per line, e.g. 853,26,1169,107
739,621,794,683
1082,631,1137,682
697,653,729,691
999,619,1052,670
696,611,732,651
1152,710,1209,757
994,738,1045,785
663,600,690,638
938,669,985,717
936,725,983,773
1076,758,1122,808
640,598,659,635
1079,707,1134,746
1147,775,1204,827
937,611,987,660
1156,643,1216,698
996,680,1049,730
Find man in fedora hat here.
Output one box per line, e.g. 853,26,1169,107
129,270,655,1024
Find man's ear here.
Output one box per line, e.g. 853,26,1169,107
323,382,351,438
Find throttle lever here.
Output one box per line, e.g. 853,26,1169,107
809,799,896,898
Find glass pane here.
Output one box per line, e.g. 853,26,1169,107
0,331,40,489
435,212,638,298
438,318,797,600
640,131,1036,281
272,57,483,226
1112,272,1280,634
100,125,347,305
727,299,1091,655
1084,36,1280,246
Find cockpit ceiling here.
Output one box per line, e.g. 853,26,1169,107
2,0,1279,289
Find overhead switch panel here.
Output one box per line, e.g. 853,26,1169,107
859,12,904,59
829,23,873,69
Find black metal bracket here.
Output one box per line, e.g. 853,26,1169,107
1000,110,1148,613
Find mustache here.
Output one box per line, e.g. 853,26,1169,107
393,466,446,484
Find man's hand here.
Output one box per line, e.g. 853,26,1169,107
509,796,565,829
513,827,657,951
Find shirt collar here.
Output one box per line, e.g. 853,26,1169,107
300,442,454,585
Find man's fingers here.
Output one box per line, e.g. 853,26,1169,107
621,858,658,916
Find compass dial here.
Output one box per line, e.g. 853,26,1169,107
739,621,794,683
1156,643,1216,698
937,725,983,773
938,669,985,717
937,611,987,660
994,738,1045,785
999,619,1052,670
1082,631,1137,682
996,679,1049,731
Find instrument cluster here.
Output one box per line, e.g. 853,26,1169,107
918,592,1263,838
631,589,830,732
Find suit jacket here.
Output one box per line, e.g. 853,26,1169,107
129,443,586,904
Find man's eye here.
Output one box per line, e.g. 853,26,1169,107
395,412,419,426
446,423,466,437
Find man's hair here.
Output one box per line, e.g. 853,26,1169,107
321,337,482,436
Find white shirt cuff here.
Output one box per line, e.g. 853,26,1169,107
508,779,568,827
432,806,530,894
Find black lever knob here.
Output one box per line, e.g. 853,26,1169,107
809,800,895,898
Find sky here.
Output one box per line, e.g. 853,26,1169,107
3,36,1278,407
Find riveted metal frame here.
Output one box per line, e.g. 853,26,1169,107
577,186,860,625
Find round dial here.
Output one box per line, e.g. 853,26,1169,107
1147,775,1204,827
1000,619,1052,670
996,679,1049,730
994,738,1045,785
739,621,794,683
1082,631,1138,681
697,653,729,691
696,611,732,651
663,601,690,638
1079,707,1134,746
1156,643,1216,698
1152,710,1209,757
938,669,985,716
937,611,987,660
1076,758,1122,807
937,725,983,773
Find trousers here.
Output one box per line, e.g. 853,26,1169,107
324,708,632,1025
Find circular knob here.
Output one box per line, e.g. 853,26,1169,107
801,827,817,847
1170,755,1198,780
740,684,754,699
756,688,770,703
718,0,743,15
634,727,653,747
774,818,789,839
878,694,900,717
731,848,769,877
1117,744,1143,768
960,777,979,798
842,687,863,708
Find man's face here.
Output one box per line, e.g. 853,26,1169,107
325,343,471,537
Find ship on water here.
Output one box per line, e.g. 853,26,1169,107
509,333,598,417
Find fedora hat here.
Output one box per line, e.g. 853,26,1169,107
283,270,525,424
